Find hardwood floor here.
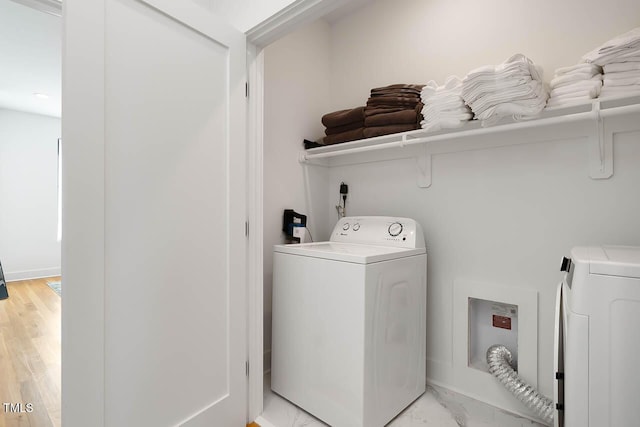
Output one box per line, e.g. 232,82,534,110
0,277,61,427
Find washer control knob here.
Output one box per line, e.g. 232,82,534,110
342,222,350,231
353,223,360,231
388,222,403,237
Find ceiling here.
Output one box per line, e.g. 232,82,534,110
0,0,61,118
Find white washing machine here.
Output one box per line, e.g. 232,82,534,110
555,245,640,427
271,216,427,427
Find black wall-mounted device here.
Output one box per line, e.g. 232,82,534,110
283,209,307,243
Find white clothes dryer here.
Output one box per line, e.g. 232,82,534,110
271,216,427,427
555,245,640,427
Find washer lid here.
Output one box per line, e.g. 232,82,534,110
273,242,425,264
572,245,640,279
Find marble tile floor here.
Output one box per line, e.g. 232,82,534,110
258,374,547,427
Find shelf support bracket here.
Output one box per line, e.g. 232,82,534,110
588,101,613,179
417,145,432,188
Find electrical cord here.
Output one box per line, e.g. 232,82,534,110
336,199,345,218
304,227,314,242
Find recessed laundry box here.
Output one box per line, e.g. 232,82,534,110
271,216,427,427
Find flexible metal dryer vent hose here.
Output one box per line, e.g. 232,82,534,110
486,345,554,425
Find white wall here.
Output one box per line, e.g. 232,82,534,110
328,0,640,109
325,128,640,418
318,0,640,419
262,0,640,420
263,19,333,369
0,108,61,280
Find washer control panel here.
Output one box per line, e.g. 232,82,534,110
331,216,425,249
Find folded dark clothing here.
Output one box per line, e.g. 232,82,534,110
370,89,421,97
324,120,364,135
364,106,409,116
364,109,420,127
371,84,424,93
323,128,364,145
363,124,418,138
321,106,365,128
364,103,424,117
367,95,421,103
366,100,421,108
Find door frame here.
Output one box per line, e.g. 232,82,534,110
245,40,265,422
244,0,354,421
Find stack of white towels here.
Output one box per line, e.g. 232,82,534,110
583,27,640,98
420,76,473,132
462,54,549,126
546,63,603,109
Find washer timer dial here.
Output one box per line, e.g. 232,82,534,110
388,222,403,237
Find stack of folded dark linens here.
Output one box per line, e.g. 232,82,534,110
363,84,424,138
321,106,365,145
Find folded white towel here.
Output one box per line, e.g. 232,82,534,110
421,77,464,98
583,27,640,65
550,78,602,94
422,90,465,104
420,75,473,132
421,110,473,122
465,53,542,82
463,75,533,104
550,74,602,90
422,101,468,113
476,97,547,126
548,93,593,104
550,88,600,101
600,54,640,64
469,80,546,115
550,72,600,88
586,48,640,66
599,84,640,98
545,96,594,109
601,69,640,80
604,76,640,86
421,116,473,132
554,63,602,77
422,100,465,115
422,114,471,125
462,54,547,126
594,27,640,53
603,61,640,73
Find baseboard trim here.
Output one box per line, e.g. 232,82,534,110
5,267,61,282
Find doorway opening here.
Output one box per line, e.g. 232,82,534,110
0,0,62,426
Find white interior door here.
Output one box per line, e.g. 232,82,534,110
62,1,247,426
